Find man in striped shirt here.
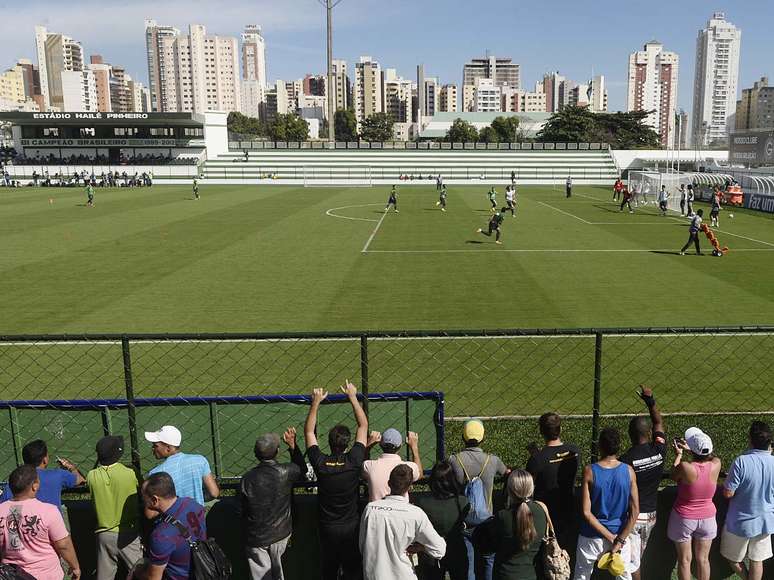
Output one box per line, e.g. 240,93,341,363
679,210,704,256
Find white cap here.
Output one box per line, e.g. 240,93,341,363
685,427,713,456
144,425,182,447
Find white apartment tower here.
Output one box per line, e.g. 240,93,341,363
382,69,412,123
241,25,266,87
692,12,741,146
60,69,98,112
145,21,240,113
627,42,679,147
439,84,458,113
34,26,85,111
354,56,382,129
332,59,349,111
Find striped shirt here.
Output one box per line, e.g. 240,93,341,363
689,215,703,233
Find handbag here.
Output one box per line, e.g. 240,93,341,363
535,501,571,580
0,564,36,580
164,501,232,580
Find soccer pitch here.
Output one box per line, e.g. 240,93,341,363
1,183,773,334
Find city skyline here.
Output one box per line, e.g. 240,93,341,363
0,0,771,116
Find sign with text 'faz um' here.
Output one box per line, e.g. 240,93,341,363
745,193,774,214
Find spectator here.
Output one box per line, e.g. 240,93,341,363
142,472,206,580
449,419,509,580
144,425,219,506
491,470,547,580
414,462,470,580
360,464,446,580
0,464,81,579
362,428,422,502
525,413,579,548
304,382,368,580
574,427,638,580
668,428,721,580
721,421,774,580
240,429,305,580
620,387,666,580
87,435,142,580
0,439,84,509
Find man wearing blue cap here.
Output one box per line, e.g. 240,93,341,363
362,429,422,502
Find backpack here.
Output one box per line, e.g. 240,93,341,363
164,501,232,580
455,453,491,526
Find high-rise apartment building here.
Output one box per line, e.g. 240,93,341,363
627,42,679,147
145,22,240,113
332,59,350,111
542,72,573,113
462,56,520,90
35,25,84,111
439,84,457,113
354,56,382,129
241,25,267,87
692,12,741,146
382,69,412,123
735,77,773,131
424,77,438,117
89,55,112,112
61,69,97,112
474,78,501,112
303,74,326,97
570,75,608,112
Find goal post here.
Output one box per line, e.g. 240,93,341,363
628,170,694,214
303,166,372,187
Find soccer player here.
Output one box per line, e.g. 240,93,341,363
642,181,651,206
436,174,443,191
487,187,497,212
565,175,572,198
658,185,669,216
436,184,448,211
686,185,695,216
679,184,687,216
619,187,634,213
710,188,722,228
385,185,398,213
477,207,507,244
511,170,516,185
86,183,94,207
505,185,516,217
613,178,624,202
192,177,200,200
679,209,704,255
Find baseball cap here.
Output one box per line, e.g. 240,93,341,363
96,435,124,466
144,425,182,447
463,419,485,443
685,427,713,456
381,428,403,447
597,552,626,576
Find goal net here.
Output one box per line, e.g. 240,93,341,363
628,171,694,214
303,166,372,187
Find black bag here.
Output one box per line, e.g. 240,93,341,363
0,564,36,580
165,504,232,580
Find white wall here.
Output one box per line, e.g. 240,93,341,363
196,110,229,159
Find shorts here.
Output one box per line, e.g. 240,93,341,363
711,210,719,217
507,200,515,208
629,512,656,572
667,510,717,543
720,526,773,563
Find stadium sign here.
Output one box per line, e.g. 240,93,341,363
730,130,774,167
745,193,774,214
32,112,150,120
21,138,178,147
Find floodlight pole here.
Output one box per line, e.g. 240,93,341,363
319,0,343,144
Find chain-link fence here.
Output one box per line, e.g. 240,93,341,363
1,327,772,481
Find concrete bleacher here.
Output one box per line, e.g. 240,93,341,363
201,147,620,185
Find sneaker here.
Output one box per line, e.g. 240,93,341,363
441,208,446,212
476,228,483,233
435,201,440,206
395,210,399,213
679,252,685,255
629,210,634,214
495,240,503,245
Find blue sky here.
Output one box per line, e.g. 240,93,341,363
0,0,771,113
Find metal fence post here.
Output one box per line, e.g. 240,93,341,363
121,337,142,476
360,335,369,416
591,332,603,462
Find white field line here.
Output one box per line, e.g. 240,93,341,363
325,203,381,223
361,208,389,253
535,200,592,224
718,229,774,248
364,248,774,254
446,410,774,421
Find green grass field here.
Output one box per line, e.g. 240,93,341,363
1,183,773,333
1,183,774,475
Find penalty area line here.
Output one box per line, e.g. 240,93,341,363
362,209,389,253
535,200,592,224
363,248,774,254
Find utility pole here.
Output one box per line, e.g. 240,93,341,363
318,0,343,144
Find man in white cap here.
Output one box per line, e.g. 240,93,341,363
144,425,220,506
362,428,422,502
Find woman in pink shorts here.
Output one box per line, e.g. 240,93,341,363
668,427,722,580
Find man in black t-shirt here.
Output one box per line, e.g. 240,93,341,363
620,386,666,580
526,412,580,550
304,381,369,580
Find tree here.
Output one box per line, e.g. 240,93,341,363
537,106,661,148
490,116,521,143
478,126,500,143
537,105,597,143
445,118,479,143
359,112,394,142
334,109,358,142
227,112,266,138
268,113,310,142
